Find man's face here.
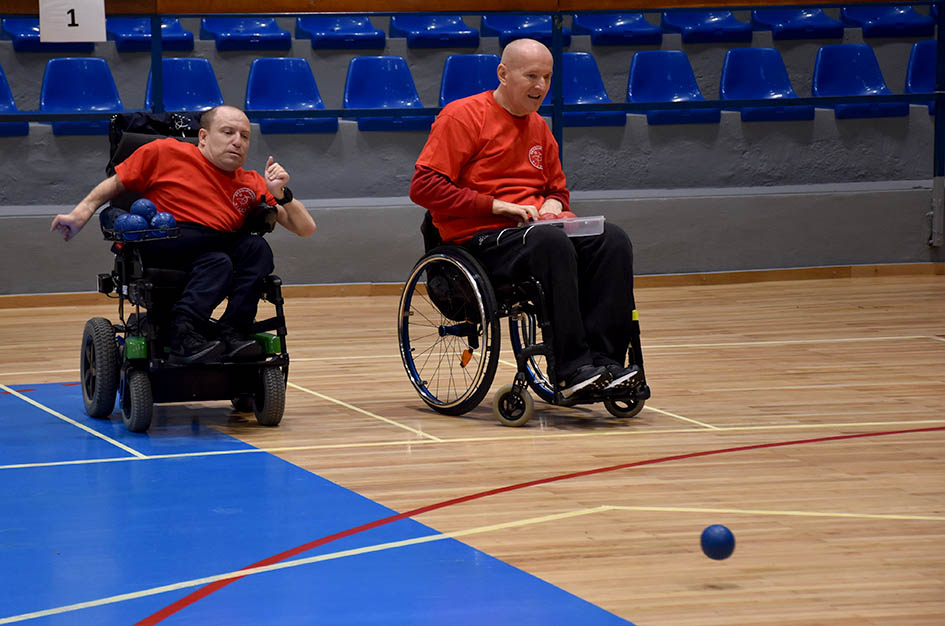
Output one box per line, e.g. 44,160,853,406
497,50,553,116
198,108,251,171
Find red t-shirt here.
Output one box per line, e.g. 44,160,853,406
412,91,569,243
114,138,273,232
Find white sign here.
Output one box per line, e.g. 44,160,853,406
39,0,106,42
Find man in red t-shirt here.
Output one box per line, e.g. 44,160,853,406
410,38,640,399
51,106,316,364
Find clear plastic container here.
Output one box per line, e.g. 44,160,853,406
532,215,604,238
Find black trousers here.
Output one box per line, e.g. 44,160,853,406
139,224,274,333
464,221,636,380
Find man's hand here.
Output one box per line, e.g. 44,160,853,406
537,198,564,218
492,199,539,224
50,213,85,242
265,155,290,200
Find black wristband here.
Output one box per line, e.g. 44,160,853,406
275,186,293,205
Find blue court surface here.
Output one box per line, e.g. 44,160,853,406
0,382,636,625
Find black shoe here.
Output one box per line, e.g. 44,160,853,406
559,364,611,399
220,328,263,360
604,364,641,391
169,327,224,365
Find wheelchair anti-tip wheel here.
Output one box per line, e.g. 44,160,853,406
398,246,500,416
604,397,645,419
121,368,153,433
491,384,534,427
254,365,286,426
81,317,121,418
231,394,254,414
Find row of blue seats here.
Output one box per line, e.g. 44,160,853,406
0,7,937,52
0,40,932,137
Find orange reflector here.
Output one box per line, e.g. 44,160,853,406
460,349,473,368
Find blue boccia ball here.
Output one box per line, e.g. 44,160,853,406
114,213,149,241
701,524,735,560
150,212,176,231
130,198,157,223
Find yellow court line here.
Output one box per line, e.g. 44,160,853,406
643,335,935,349
0,368,78,378
932,335,945,343
0,384,145,459
286,381,443,442
606,505,945,522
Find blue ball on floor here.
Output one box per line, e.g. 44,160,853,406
701,524,735,560
130,198,157,222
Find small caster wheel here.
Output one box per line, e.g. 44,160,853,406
604,397,645,419
492,384,534,427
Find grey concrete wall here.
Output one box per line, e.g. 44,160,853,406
0,13,940,295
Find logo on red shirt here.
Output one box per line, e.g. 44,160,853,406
232,187,258,215
528,145,543,170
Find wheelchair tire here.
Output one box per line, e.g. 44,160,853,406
121,368,153,432
398,246,500,416
492,384,534,427
81,317,121,418
254,366,285,427
232,394,254,414
604,397,645,419
507,313,556,404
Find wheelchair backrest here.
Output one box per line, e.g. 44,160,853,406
421,210,443,252
106,111,201,176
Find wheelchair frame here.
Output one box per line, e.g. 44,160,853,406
397,214,650,427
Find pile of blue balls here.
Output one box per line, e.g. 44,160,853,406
113,199,176,241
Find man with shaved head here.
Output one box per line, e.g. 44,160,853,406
52,105,316,364
410,38,642,400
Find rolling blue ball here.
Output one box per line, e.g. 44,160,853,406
113,213,149,241
129,198,157,223
701,524,735,560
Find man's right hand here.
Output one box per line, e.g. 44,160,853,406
50,213,86,242
492,199,539,224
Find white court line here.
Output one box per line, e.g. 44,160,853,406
4,500,942,624
644,406,720,430
0,384,145,459
643,335,936,349
0,368,77,378
287,381,443,442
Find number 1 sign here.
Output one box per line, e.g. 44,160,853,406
39,0,106,42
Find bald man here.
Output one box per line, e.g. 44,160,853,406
410,38,641,400
52,105,316,364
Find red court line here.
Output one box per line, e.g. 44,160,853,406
1,388,34,394
135,425,945,625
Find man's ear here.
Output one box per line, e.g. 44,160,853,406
496,63,508,86
197,127,207,146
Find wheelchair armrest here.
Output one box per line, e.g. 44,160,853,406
241,203,278,236
261,275,283,304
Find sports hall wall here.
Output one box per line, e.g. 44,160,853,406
0,4,942,295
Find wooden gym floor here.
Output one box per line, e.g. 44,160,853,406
0,273,943,625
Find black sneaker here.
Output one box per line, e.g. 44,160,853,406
604,364,640,391
560,364,611,399
220,327,263,360
169,327,224,365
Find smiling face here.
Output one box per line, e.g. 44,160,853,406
198,106,251,172
494,39,554,117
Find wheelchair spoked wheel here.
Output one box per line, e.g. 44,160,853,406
507,312,557,405
254,365,286,426
81,318,121,418
398,247,500,416
492,384,534,427
121,368,153,433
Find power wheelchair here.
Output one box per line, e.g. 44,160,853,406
397,212,651,427
79,113,289,433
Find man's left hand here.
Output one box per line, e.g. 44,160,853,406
265,156,290,201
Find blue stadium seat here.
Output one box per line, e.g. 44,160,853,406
0,64,28,136
343,56,434,131
1,18,94,52
720,48,814,121
661,11,752,43
295,16,385,50
751,9,844,40
626,50,721,125
145,57,223,112
571,13,662,45
905,40,935,114
439,54,500,106
40,58,123,135
199,17,291,51
542,52,625,126
245,57,338,134
389,16,479,48
480,15,571,47
840,5,934,38
812,44,909,118
106,17,194,52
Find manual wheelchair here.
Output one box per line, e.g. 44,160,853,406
79,115,289,433
397,213,650,427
